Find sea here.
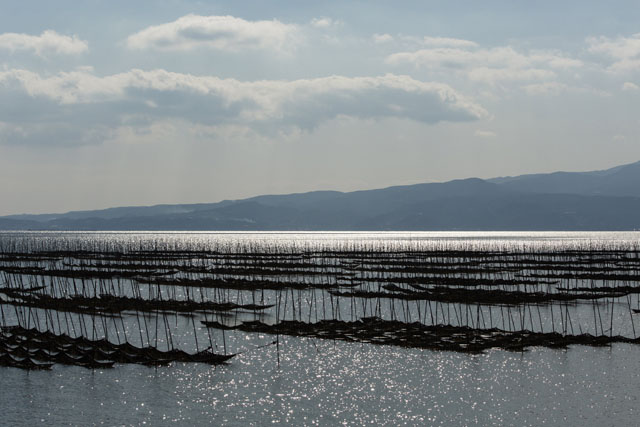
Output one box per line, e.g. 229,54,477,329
1,231,639,426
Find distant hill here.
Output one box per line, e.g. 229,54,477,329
3,161,640,231
488,160,640,197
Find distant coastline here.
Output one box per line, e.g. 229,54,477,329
2,160,640,231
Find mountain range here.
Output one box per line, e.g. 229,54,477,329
3,160,640,231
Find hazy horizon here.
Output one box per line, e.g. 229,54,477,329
2,1,640,216
1,158,636,217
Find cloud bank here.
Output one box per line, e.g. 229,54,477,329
588,33,640,73
0,68,486,144
127,14,299,52
0,30,88,56
386,44,581,84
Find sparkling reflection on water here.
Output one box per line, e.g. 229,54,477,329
1,232,640,426
4,230,640,253
1,338,638,426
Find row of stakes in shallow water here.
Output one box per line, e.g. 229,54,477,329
3,244,640,369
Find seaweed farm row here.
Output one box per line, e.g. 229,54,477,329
2,232,640,370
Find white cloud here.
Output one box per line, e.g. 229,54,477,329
373,33,394,44
386,45,581,85
528,52,583,69
0,69,126,104
588,33,640,73
610,59,640,73
421,37,478,48
0,30,88,56
522,81,571,95
310,17,337,29
469,67,555,85
127,14,300,52
521,81,610,97
0,68,487,141
623,81,640,91
386,46,581,70
588,33,640,59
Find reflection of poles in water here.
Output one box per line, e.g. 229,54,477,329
200,285,215,352
627,293,636,338
610,295,615,338
596,298,604,336
566,300,574,335
592,298,599,336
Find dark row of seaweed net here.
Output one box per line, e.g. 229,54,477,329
0,325,233,371
4,258,640,306
3,280,637,311
202,317,640,353
0,289,273,316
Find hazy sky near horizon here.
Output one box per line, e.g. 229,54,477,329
1,1,640,215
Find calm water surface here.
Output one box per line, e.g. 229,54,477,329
1,232,639,426
1,339,638,426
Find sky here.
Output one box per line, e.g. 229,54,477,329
1,1,640,215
